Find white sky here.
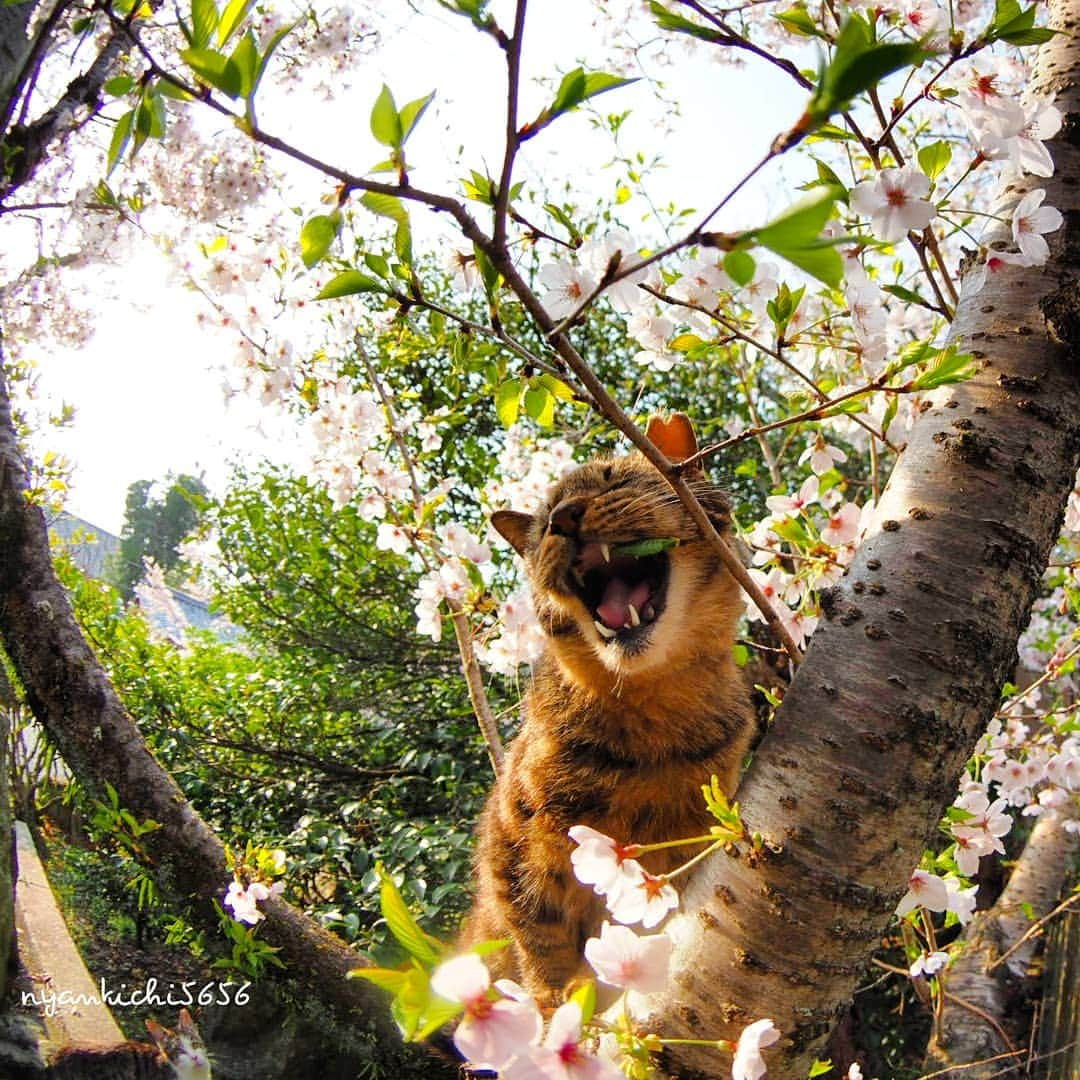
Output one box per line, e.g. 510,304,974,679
25,1,808,534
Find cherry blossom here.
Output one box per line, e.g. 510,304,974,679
849,167,936,243
909,950,950,978
224,879,272,924
1012,189,1064,264
569,826,645,898
799,435,848,476
731,1018,780,1080
896,868,949,915
502,1001,622,1079
430,954,543,1071
538,259,599,320
766,476,820,520
969,99,1062,178
583,921,672,994
944,875,979,925
606,869,680,929
821,503,862,547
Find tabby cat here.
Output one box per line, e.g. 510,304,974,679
463,414,754,1003
48,1008,211,1079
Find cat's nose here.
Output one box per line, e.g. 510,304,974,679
549,497,587,537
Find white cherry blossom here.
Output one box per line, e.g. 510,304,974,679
1012,189,1064,264
849,167,936,242
896,868,949,915
731,1018,780,1080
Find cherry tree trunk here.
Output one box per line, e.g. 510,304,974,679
641,2,1080,1075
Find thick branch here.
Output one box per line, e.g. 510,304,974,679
636,3,1080,1073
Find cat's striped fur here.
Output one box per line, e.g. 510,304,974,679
48,1008,210,1079
464,415,753,1004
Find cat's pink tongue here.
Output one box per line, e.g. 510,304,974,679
597,578,651,629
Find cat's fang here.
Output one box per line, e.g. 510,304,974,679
600,543,611,563
627,603,641,627
594,619,618,640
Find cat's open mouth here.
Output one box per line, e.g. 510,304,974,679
570,540,670,645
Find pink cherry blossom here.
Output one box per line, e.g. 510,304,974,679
821,503,862,547
731,1018,780,1080
849,167,936,242
502,1001,622,1079
431,954,543,1071
896,868,949,915
766,475,820,520
583,921,672,994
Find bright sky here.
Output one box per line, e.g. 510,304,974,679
27,1,808,535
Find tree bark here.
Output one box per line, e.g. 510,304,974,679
637,2,1080,1075
924,816,1078,1077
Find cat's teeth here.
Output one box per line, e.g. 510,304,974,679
600,543,611,563
594,619,618,640
642,603,656,622
627,603,641,628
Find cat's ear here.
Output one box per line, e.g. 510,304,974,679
491,510,534,556
177,1009,198,1037
646,413,702,474
145,1018,167,1050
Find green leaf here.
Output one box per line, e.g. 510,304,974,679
808,1060,834,1077
525,68,637,136
918,139,952,181
229,31,259,99
104,75,135,97
300,212,341,268
495,379,522,427
774,5,823,37
377,865,444,966
181,47,242,98
360,192,409,225
648,0,728,43
398,90,435,145
394,220,413,268
191,0,219,49
909,344,976,391
724,249,756,287
612,538,679,557
537,373,574,401
348,966,411,992
882,283,935,310
218,0,255,46
315,271,384,300
753,186,844,287
523,385,555,427
806,17,932,129
998,26,1056,44
371,84,403,148
569,980,597,1025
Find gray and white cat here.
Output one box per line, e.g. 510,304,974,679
48,1008,211,1079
